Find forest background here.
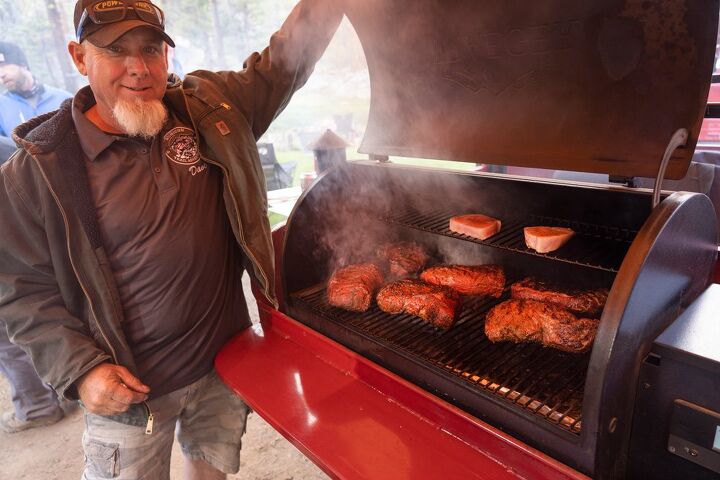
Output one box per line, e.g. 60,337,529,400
0,0,374,195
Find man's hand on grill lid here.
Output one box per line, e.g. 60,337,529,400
76,363,150,415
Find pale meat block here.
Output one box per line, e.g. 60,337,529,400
449,214,501,240
524,226,575,254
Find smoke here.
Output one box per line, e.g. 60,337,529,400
304,167,408,273
300,163,508,280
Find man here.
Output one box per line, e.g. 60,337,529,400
0,41,71,433
0,137,15,163
0,41,72,162
0,327,65,433
0,0,341,478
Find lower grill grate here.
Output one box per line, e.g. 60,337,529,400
382,207,636,272
291,285,588,434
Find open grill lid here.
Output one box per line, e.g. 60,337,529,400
343,0,719,180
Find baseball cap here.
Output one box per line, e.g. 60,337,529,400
0,42,29,68
74,0,175,48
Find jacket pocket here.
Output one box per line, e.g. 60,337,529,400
84,439,119,478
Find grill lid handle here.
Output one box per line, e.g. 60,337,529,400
653,128,689,209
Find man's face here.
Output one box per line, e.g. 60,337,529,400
0,63,30,92
70,27,169,124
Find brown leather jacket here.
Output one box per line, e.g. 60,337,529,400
0,0,341,425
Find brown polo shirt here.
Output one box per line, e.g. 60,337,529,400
72,87,249,398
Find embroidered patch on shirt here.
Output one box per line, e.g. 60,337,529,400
164,127,200,165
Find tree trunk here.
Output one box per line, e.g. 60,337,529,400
240,2,250,56
163,0,175,32
209,0,226,69
45,0,79,92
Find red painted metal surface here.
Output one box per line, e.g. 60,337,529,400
216,301,589,480
219,224,588,478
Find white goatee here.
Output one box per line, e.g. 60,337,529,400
112,97,168,140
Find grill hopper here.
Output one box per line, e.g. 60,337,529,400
342,0,718,179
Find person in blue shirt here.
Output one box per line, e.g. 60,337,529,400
0,42,73,432
0,41,72,163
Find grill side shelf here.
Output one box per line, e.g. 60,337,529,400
381,209,636,273
292,285,588,436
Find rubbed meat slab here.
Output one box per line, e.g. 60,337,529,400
420,264,505,297
449,214,501,240
327,263,384,312
485,299,599,353
511,277,609,316
376,242,429,279
524,226,575,253
376,279,461,329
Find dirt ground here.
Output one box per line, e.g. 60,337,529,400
0,275,329,480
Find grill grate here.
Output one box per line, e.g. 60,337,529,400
292,285,589,434
381,208,636,272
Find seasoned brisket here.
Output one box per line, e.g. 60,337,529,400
327,263,384,312
420,264,505,297
511,277,608,316
376,279,461,329
376,242,429,279
485,299,599,353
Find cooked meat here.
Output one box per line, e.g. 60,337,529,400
485,299,599,353
376,279,461,329
327,263,384,312
449,214,501,240
511,277,609,316
376,242,429,279
420,264,505,297
524,226,575,253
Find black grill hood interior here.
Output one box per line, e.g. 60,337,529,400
342,0,719,180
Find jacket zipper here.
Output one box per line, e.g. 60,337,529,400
202,153,278,309
32,159,120,365
194,102,232,124
33,158,155,430
181,94,278,308
144,402,154,434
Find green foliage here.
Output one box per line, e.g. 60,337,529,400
267,211,287,228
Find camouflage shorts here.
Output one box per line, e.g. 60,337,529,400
81,369,250,479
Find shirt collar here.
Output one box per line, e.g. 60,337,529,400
71,86,118,162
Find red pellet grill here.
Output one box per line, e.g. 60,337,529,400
216,1,720,479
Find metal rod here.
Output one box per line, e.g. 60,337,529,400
381,211,631,272
652,128,688,208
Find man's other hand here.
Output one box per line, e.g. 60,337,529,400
77,363,150,415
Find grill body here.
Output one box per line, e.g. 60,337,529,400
280,162,717,478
